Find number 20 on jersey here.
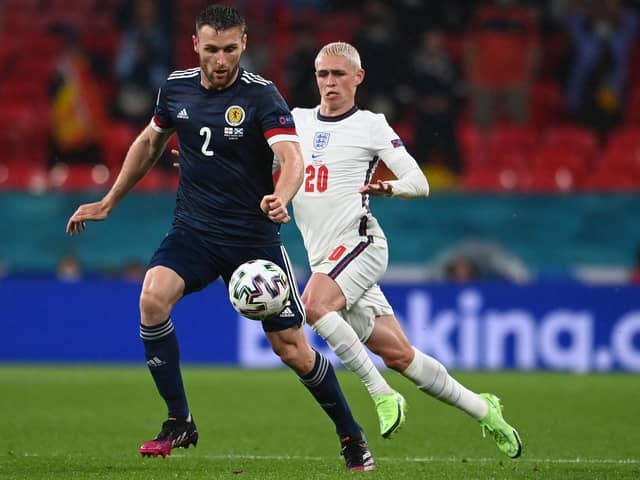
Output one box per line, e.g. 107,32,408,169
305,165,329,192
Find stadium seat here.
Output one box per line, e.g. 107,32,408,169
487,124,538,157
532,146,588,175
596,148,640,179
0,163,48,192
48,163,111,192
134,168,166,192
457,122,487,169
0,105,49,165
606,127,640,152
541,125,599,162
530,82,565,129
522,147,588,192
102,123,139,170
521,166,579,192
580,167,639,191
492,149,531,169
461,166,522,192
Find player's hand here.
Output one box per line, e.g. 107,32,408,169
359,179,393,197
66,201,111,235
260,194,291,224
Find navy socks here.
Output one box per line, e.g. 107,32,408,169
140,318,189,418
299,350,361,437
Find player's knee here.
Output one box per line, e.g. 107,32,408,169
302,299,326,325
381,345,414,372
139,288,171,324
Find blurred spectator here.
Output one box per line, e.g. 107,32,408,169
121,259,146,282
411,28,463,176
48,24,106,167
285,22,319,108
463,0,540,130
352,0,404,121
430,239,531,283
445,255,481,282
563,0,637,140
56,254,82,282
114,0,172,127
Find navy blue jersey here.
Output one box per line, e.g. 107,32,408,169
151,67,298,245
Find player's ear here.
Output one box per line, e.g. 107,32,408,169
192,34,198,53
355,68,365,86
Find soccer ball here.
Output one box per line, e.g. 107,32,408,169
228,259,291,321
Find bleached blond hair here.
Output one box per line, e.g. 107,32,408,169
315,42,362,70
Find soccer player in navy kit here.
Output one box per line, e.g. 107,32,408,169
66,5,374,471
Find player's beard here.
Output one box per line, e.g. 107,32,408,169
204,63,239,90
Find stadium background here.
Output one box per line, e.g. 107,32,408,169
1,0,639,372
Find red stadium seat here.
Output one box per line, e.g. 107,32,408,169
532,146,588,176
521,166,580,192
521,146,589,192
596,148,640,179
606,127,640,152
101,123,139,170
48,163,112,192
0,163,48,192
487,124,538,157
462,166,522,192
530,82,566,129
580,167,639,191
457,122,487,169
0,105,49,165
134,168,166,192
541,125,599,162
492,149,531,169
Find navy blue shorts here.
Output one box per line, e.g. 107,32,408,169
148,225,305,332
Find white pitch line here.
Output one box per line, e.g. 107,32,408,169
170,453,640,465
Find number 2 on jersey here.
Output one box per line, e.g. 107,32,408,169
305,164,328,192
200,127,214,156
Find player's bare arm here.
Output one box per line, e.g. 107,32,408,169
263,140,304,224
66,125,173,235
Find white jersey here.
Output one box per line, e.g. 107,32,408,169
291,106,428,267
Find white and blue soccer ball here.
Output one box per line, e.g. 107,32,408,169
228,259,290,321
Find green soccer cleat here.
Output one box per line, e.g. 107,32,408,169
479,393,522,459
374,391,407,438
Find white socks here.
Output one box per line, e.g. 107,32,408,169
311,312,393,397
402,347,488,420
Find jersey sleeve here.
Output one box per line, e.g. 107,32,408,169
150,82,175,133
370,114,429,198
257,84,299,146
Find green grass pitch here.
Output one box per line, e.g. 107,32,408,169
1,366,639,479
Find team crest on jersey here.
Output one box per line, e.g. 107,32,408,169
225,106,245,126
313,132,330,150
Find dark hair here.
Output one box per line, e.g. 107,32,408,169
196,4,246,34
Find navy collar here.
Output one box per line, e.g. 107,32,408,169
317,105,358,122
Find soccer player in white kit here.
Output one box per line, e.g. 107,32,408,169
289,42,522,459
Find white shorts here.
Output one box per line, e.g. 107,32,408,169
311,226,394,342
